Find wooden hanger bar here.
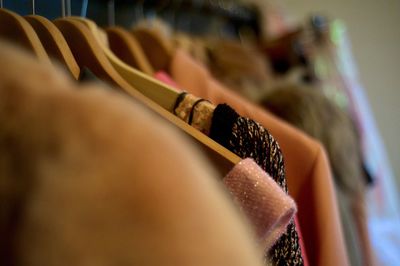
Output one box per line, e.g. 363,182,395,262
0,8,50,63
106,26,154,76
54,18,240,176
70,17,178,112
25,15,80,80
131,26,173,72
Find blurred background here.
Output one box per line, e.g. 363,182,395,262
279,0,400,194
3,0,399,265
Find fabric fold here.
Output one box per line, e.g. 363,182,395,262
225,158,297,251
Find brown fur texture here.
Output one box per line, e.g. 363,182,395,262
0,40,264,266
204,39,273,101
261,84,376,266
262,85,363,194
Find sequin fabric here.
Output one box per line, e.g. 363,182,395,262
174,96,304,265
174,95,297,252
210,104,304,266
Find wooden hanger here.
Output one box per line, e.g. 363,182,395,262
70,16,179,111
25,15,80,80
106,26,154,76
131,26,173,72
54,19,120,84
0,8,50,63
54,18,240,175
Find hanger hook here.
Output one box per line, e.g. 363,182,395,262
31,0,35,15
81,0,88,17
61,0,65,17
61,0,71,16
107,0,115,26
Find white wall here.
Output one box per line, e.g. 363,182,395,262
279,0,400,187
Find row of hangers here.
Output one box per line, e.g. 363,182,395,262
0,0,241,175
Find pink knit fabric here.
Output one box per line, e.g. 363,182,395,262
224,158,297,251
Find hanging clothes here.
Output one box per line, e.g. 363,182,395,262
169,48,349,266
0,41,266,266
174,94,304,265
261,85,375,266
224,158,297,251
210,104,304,265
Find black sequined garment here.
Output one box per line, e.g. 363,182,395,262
210,104,304,266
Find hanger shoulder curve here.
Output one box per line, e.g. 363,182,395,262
54,18,128,87
131,26,173,72
25,15,80,80
106,26,155,76
0,8,50,63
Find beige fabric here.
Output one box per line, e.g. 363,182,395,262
0,41,264,266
